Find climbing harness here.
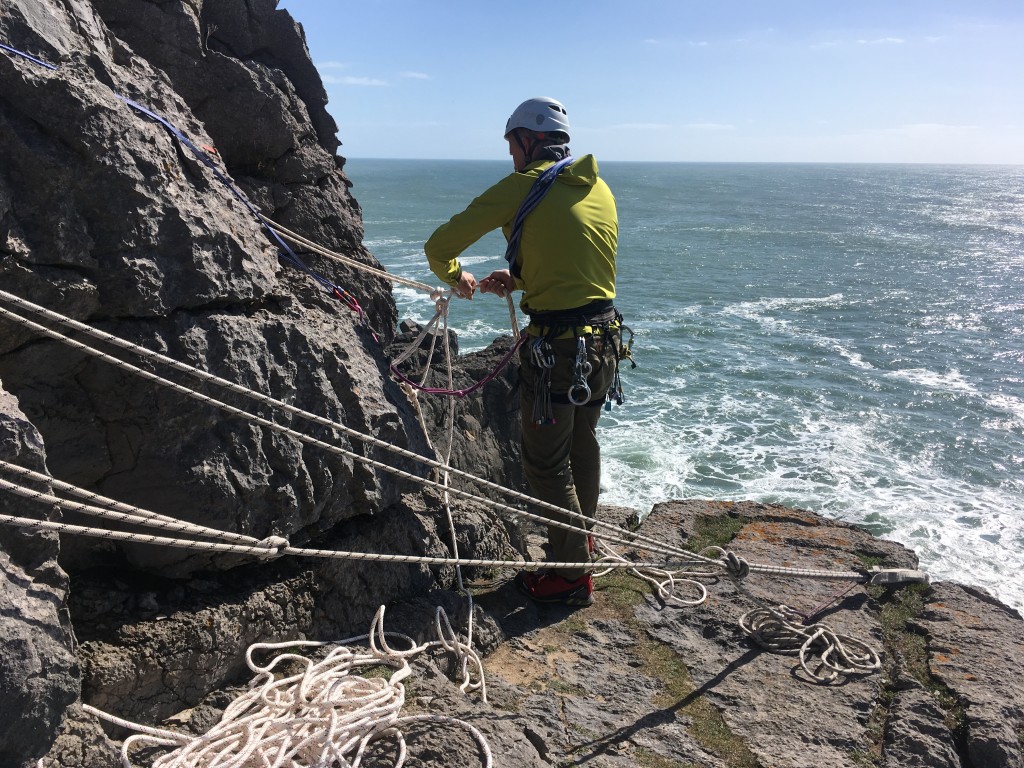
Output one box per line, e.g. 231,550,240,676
524,302,631,421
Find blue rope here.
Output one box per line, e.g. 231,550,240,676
115,96,369,326
2,40,371,332
0,42,58,70
504,155,574,278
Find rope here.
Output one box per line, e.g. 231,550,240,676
264,220,437,296
84,608,493,768
0,460,264,546
738,604,881,683
0,41,59,70
0,504,687,571
0,291,715,568
0,293,874,586
388,293,528,398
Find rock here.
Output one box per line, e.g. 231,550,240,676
0,0,419,581
0,386,83,766
916,582,1024,768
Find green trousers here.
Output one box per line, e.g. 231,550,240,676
519,328,619,580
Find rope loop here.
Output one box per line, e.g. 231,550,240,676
255,535,290,559
435,292,451,317
739,604,881,683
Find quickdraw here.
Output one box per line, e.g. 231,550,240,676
606,323,636,410
530,337,557,425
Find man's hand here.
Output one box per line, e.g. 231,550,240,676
479,269,515,298
453,270,477,299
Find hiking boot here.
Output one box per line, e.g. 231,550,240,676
515,570,594,606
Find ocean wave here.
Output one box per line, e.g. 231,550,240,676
363,237,405,248
883,367,979,396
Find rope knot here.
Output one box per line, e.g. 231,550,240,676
720,550,750,580
257,535,289,559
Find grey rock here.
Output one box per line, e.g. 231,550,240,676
0,387,81,767
916,582,1024,768
882,686,959,768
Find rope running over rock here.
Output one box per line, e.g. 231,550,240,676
0,289,869,584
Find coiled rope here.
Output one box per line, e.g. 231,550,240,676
83,607,492,768
739,604,882,683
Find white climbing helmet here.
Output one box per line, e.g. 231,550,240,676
504,97,570,139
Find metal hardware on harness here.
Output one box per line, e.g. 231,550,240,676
530,338,557,425
568,335,592,406
619,325,637,369
606,324,633,410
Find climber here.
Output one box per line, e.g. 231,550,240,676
424,97,621,606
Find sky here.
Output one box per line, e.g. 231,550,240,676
278,1,1024,164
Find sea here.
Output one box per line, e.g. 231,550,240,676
346,159,1024,615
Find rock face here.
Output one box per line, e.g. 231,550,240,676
0,390,79,767
2,2,1023,767
0,0,518,764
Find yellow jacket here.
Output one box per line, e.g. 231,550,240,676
425,154,617,314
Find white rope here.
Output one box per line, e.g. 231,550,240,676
264,219,439,296
0,462,264,546
0,290,873,583
591,538,710,607
433,305,487,699
86,608,493,768
0,290,712,567
0,504,683,571
738,604,882,683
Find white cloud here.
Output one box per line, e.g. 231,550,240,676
605,122,673,132
856,37,905,45
684,122,736,131
399,71,430,80
871,122,979,137
322,74,388,86
316,61,349,70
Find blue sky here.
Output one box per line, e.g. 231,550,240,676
279,1,1024,164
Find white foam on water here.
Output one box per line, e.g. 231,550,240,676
597,374,1024,612
363,237,405,248
884,367,980,396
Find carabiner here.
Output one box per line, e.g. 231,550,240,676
568,382,592,406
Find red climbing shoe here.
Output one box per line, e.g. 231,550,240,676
515,570,594,606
